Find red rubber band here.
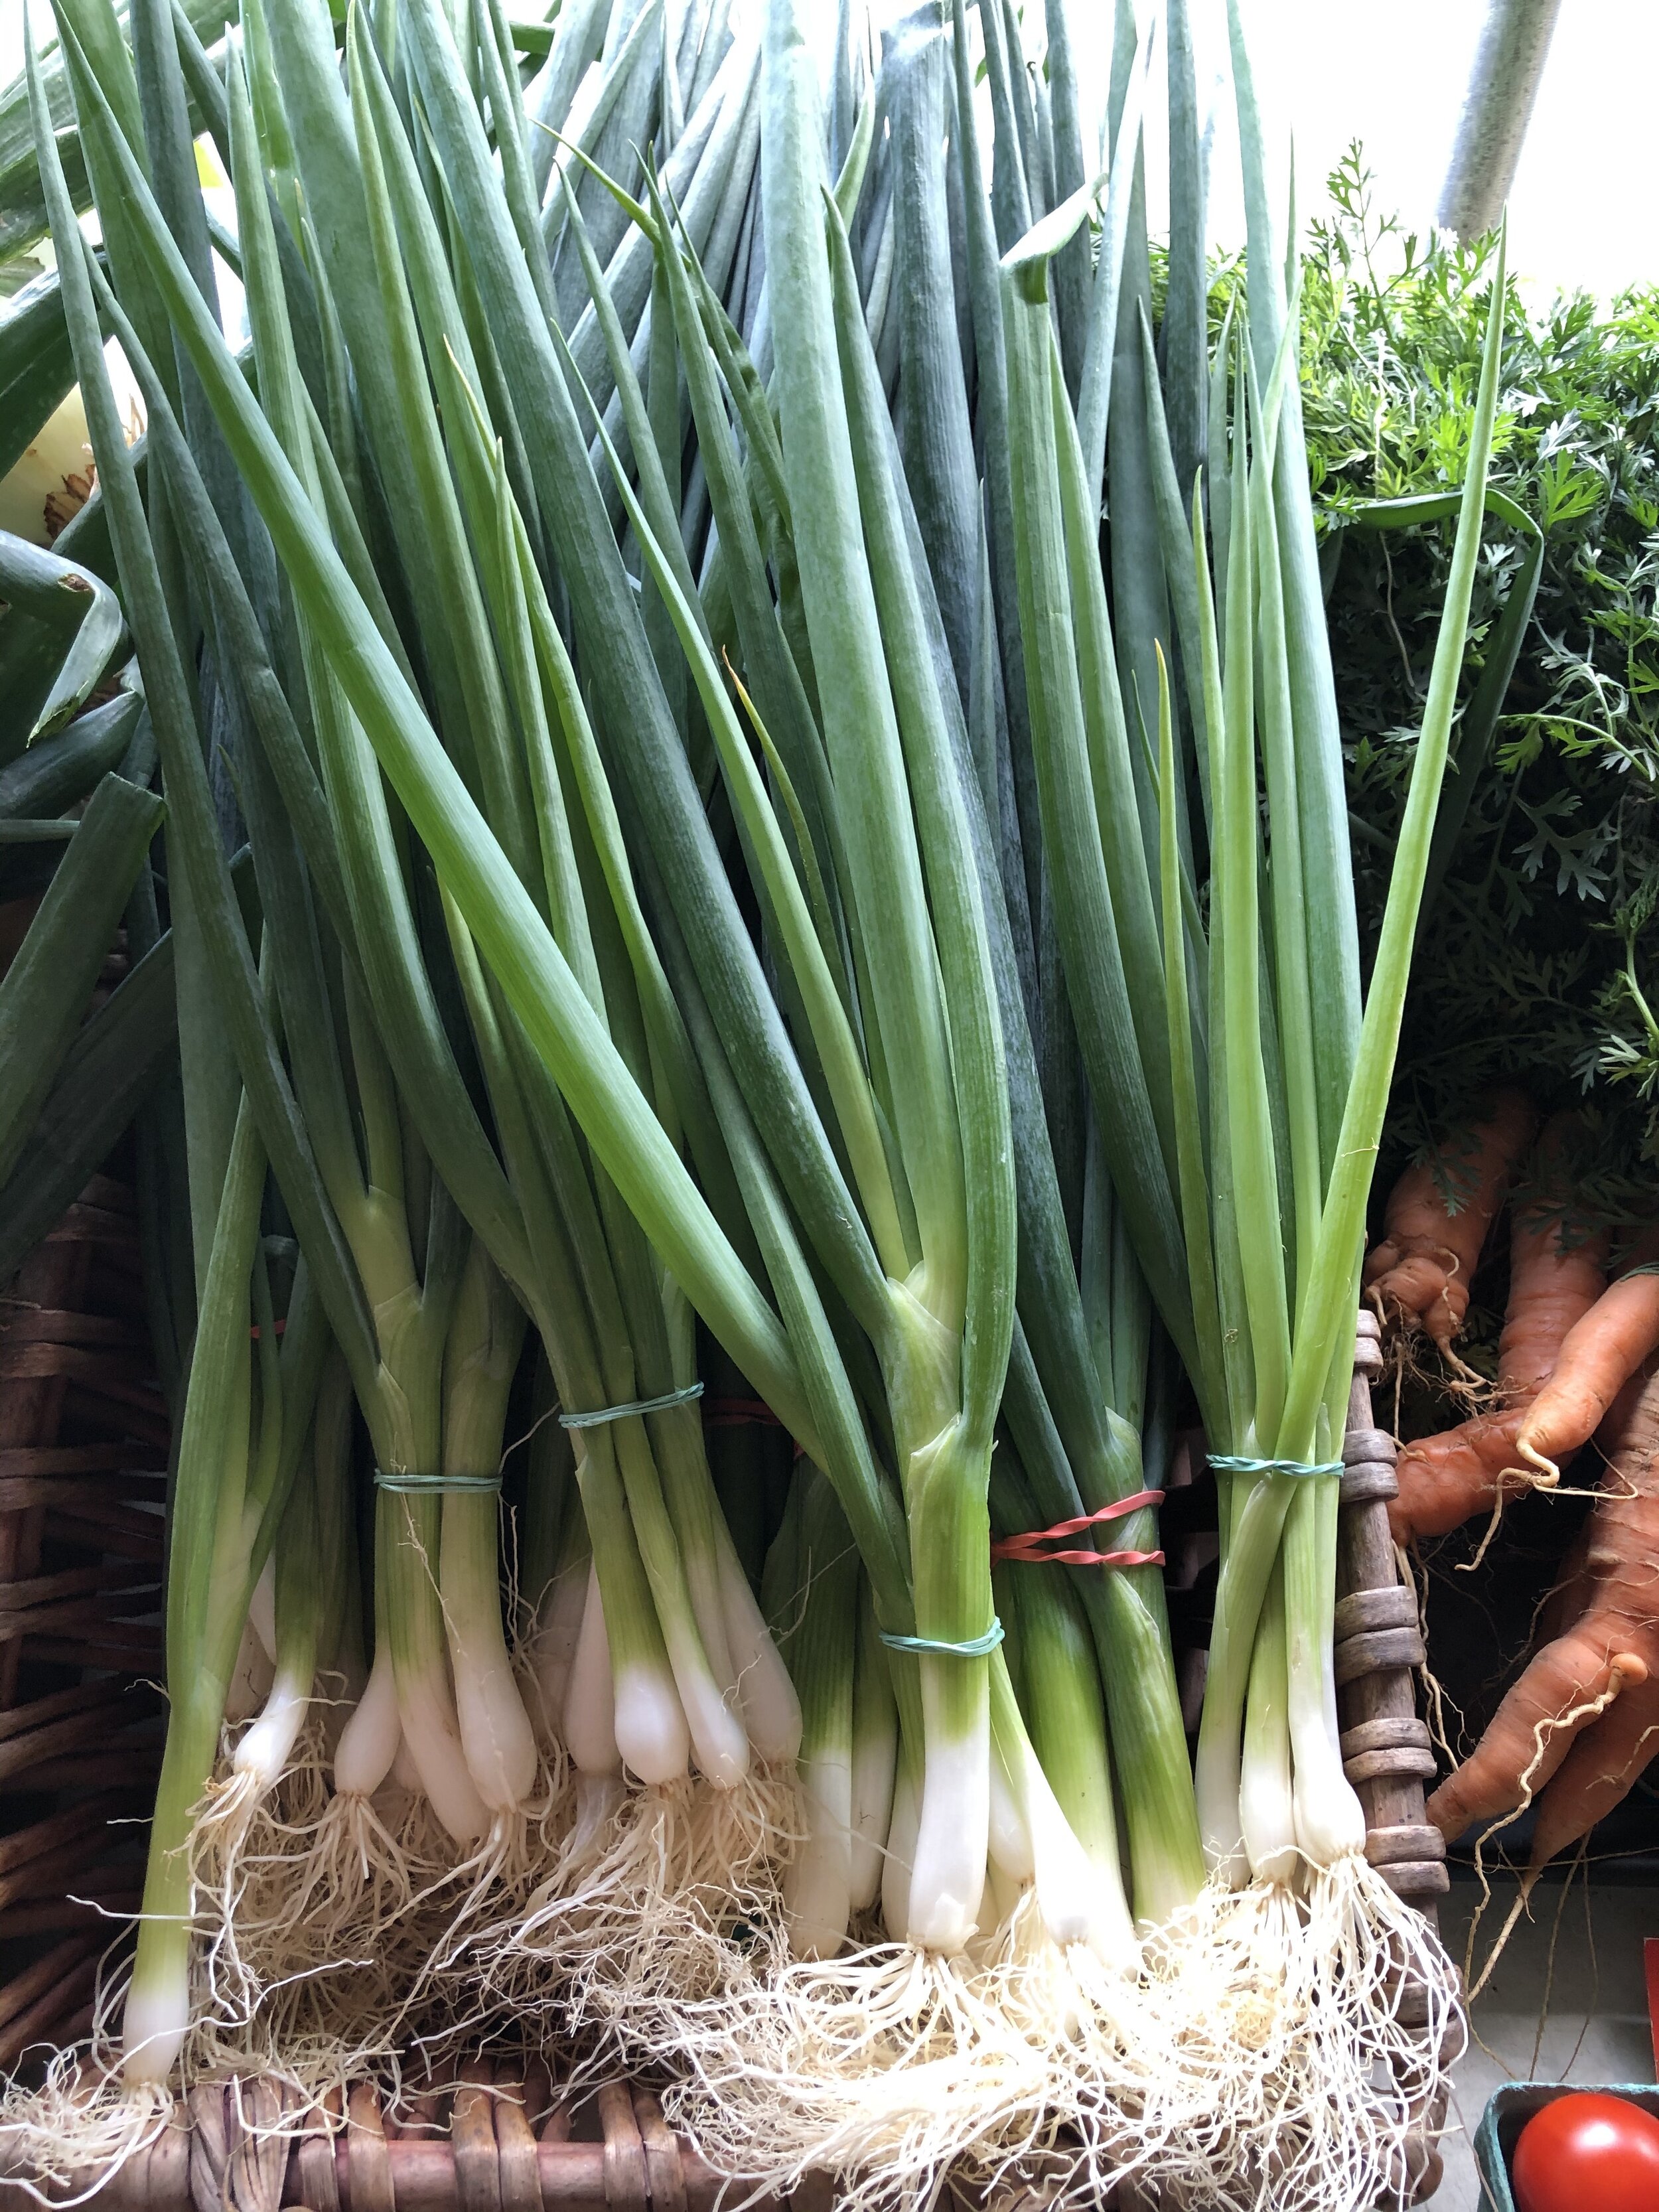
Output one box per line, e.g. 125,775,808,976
701,1396,784,1429
991,1487,1165,1568
249,1318,287,1340
995,1545,1166,1566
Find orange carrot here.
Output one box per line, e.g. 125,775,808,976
1534,1520,1595,1649
1425,1625,1651,1844
1390,1163,1609,1544
1498,1201,1611,1403
1390,1407,1530,1547
1364,1086,1536,1357
1428,1371,1659,1862
1516,1236,1659,1485
1591,1353,1659,1467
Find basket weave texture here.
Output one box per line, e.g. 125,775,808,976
0,1203,1455,2207
0,2067,755,2212
0,1171,165,2073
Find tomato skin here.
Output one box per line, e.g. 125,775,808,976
1512,2092,1659,2212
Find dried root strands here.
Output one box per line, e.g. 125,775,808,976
640,1889,1321,2212
650,1927,1084,2212
0,2042,175,2201
415,1764,794,2088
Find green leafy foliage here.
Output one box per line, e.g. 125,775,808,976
1292,150,1659,1217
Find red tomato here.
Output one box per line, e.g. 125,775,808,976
1512,2092,1659,2212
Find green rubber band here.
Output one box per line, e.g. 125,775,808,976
879,1619,1005,1659
374,1471,502,1493
1207,1455,1345,1479
559,1380,705,1430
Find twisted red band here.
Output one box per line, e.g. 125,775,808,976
991,1487,1166,1568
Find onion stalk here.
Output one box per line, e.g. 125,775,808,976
15,0,1503,2201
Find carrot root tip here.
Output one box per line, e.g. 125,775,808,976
1610,1651,1649,1691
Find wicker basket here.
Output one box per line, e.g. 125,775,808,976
0,2068,772,2212
1338,1309,1455,2205
0,1169,166,2073
0,1193,1456,2207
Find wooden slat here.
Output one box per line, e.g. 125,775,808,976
0,1948,99,2071
0,1788,142,1877
79,1173,135,1217
0,1891,141,1937
0,1213,92,1705
0,1676,135,1745
0,1588,160,1639
0,1311,147,1351
451,2067,501,2212
0,1169,164,2091
20,1635,163,1673
518,2062,553,2139
1,1346,153,1389
492,2083,541,2212
0,1692,159,1782
60,1384,171,1448
633,2093,689,2212
38,1509,166,1564
0,1822,126,1913
0,1475,167,1513
231,2076,293,2212
42,1200,139,1246
296,2093,343,2212
0,1561,159,1612
346,2083,397,2212
0,1936,101,2036
3,1749,161,1793
0,1443,167,1479
45,1998,96,2054
597,2085,648,2212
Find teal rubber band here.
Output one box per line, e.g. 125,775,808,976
879,1619,1005,1659
1207,1454,1344,1479
375,1471,502,1493
559,1380,705,1430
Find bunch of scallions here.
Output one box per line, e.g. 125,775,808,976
0,0,1506,2203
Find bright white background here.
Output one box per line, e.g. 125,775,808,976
1067,0,1659,301
3,0,1658,297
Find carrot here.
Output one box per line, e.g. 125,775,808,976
1427,1370,1659,1862
1591,1352,1659,1463
1498,1176,1612,1403
1390,1154,1609,1544
1526,1653,1659,1868
1425,1626,1651,1844
1534,1520,1595,1649
1364,1086,1536,1359
1516,1234,1659,1485
1390,1407,1530,1547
